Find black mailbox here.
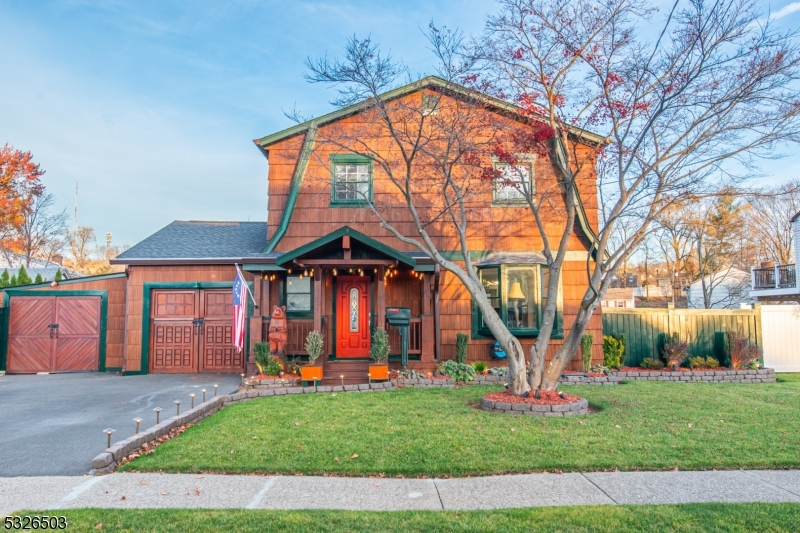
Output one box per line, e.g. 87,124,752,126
386,307,411,368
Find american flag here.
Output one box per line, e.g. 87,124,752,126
232,269,248,352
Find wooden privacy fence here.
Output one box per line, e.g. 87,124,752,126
0,306,5,371
602,305,762,367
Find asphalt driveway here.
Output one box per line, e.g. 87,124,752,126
0,372,241,477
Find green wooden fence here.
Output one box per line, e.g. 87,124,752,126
602,305,762,367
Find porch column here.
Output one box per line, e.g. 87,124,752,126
313,268,323,334
376,266,386,331
421,272,435,361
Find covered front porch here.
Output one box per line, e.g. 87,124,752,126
244,227,440,383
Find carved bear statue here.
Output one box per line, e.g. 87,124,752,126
268,305,288,356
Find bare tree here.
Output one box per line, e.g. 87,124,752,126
473,0,800,388
10,193,68,267
745,178,800,265
67,226,96,273
299,0,800,393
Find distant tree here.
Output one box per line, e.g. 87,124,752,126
9,193,68,267
54,268,63,281
34,273,43,283
66,226,96,273
0,268,8,287
16,265,31,285
745,179,800,265
10,274,17,286
0,144,45,241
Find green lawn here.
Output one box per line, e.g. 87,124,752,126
32,504,800,532
119,375,800,476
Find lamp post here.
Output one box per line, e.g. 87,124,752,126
133,418,142,435
104,428,115,448
175,400,181,416
154,407,162,424
190,393,195,409
201,389,206,403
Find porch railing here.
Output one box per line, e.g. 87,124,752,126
388,317,422,355
752,264,797,290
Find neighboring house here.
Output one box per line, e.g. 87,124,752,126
686,267,752,309
601,288,636,308
0,76,605,379
0,250,78,281
749,211,800,304
633,285,667,298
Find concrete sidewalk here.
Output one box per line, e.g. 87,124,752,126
2,470,800,515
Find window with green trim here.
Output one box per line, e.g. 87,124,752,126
474,264,560,338
331,155,373,205
286,274,312,315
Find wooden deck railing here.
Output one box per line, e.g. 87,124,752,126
752,264,796,290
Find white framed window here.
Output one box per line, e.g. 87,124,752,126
493,159,533,205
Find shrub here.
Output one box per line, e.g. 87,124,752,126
706,357,720,369
254,342,271,374
661,333,689,367
581,334,593,373
440,360,476,383
602,336,624,368
688,356,707,369
16,265,31,285
726,330,763,370
304,330,324,365
640,357,664,370
472,361,488,374
488,366,509,377
370,327,390,364
456,333,469,364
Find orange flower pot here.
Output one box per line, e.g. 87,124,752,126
301,365,323,383
369,364,389,381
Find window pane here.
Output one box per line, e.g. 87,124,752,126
287,276,311,294
479,268,500,329
349,287,359,332
334,162,370,202
287,294,311,312
504,266,538,329
495,164,531,201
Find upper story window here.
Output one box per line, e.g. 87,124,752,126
422,94,440,116
493,159,534,205
330,154,373,206
286,274,312,315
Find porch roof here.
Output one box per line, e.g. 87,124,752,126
275,226,416,269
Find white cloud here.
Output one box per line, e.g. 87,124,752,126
770,2,800,20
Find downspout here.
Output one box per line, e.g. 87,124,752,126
434,264,441,362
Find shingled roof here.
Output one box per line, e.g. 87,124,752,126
112,221,269,264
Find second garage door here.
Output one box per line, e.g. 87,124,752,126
6,295,102,374
149,288,243,374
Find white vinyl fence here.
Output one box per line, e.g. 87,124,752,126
761,305,800,372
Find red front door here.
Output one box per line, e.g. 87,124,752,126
336,276,370,357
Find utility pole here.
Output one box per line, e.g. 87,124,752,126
105,232,112,260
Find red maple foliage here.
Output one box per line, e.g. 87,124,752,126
0,143,45,231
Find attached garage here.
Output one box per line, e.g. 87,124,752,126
148,288,244,374
5,293,104,374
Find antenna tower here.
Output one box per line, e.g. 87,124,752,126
73,182,79,232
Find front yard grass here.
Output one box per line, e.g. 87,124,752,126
36,504,800,533
119,374,800,476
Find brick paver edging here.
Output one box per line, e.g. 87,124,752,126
616,368,776,383
479,396,589,416
90,381,398,475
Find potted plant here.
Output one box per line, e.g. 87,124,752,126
369,327,391,381
300,330,324,384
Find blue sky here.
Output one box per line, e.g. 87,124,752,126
1,0,799,247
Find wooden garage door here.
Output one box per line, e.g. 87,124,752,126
150,289,244,374
6,296,101,374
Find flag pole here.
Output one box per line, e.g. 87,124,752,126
235,264,259,308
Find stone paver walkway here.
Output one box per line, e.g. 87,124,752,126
2,470,799,515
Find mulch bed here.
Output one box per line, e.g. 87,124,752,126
620,366,722,373
251,374,298,381
116,424,191,469
483,390,581,405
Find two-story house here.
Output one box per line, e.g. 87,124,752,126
0,77,604,381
